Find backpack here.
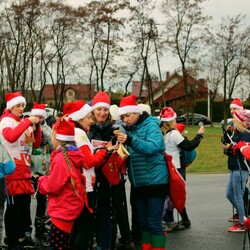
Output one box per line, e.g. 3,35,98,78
180,148,196,168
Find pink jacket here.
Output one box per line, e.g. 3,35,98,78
38,147,85,222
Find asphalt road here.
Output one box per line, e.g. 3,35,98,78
165,173,249,250
27,173,250,250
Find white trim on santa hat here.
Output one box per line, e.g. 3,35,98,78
56,134,75,141
92,102,110,110
161,113,177,122
118,105,142,116
68,104,92,121
30,109,47,118
230,103,243,109
6,96,26,110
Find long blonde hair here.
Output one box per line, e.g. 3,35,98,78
161,120,176,135
59,140,79,196
233,119,250,133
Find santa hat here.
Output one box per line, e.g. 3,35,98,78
234,109,250,122
54,119,75,141
159,107,177,122
175,123,186,133
63,100,92,121
230,98,243,109
118,95,142,116
30,102,47,118
5,91,26,110
91,91,110,110
138,103,151,115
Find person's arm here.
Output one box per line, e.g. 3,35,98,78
177,126,204,151
79,145,108,169
2,118,32,143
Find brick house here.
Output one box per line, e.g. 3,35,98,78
41,84,95,107
132,72,208,115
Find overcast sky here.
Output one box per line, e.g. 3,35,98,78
67,0,250,23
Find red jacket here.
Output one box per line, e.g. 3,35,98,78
38,147,85,222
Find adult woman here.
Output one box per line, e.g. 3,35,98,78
223,108,250,232
88,91,120,250
0,91,41,248
159,107,204,231
116,95,169,250
63,99,115,250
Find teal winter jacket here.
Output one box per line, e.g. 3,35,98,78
125,114,169,189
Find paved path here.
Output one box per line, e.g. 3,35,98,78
28,173,249,250
164,173,248,250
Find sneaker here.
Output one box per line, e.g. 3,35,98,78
178,219,191,228
18,236,39,249
228,222,245,232
228,214,239,222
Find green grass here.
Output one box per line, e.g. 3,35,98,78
182,125,228,174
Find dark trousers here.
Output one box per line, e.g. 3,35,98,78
70,191,96,250
130,185,141,242
115,178,131,243
4,194,31,245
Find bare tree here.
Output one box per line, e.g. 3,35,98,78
161,0,211,125
213,15,250,123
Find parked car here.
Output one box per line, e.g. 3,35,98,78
176,113,211,125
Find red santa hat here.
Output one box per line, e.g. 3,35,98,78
91,91,110,110
118,95,142,116
53,119,75,141
30,102,47,118
159,107,177,122
230,98,243,109
5,91,26,110
63,100,92,121
233,109,250,122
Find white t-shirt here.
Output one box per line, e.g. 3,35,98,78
164,130,185,169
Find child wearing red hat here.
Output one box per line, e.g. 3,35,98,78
38,118,86,249
0,92,41,248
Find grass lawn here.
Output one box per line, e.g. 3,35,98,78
182,124,228,174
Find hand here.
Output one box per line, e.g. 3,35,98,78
198,126,205,135
28,116,40,125
222,143,231,150
117,132,127,144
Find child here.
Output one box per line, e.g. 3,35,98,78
0,142,16,247
38,118,86,249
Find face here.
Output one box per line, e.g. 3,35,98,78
230,108,239,116
93,107,110,124
79,113,93,132
35,115,44,124
121,113,140,126
11,103,25,117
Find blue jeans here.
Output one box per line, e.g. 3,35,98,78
226,170,248,224
136,197,165,235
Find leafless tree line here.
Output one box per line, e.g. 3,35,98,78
0,0,249,119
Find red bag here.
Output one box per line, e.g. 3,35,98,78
164,153,186,213
102,144,130,185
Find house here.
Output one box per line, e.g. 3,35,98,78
41,83,95,107
132,72,208,115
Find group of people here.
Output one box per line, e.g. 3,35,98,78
0,91,248,247
222,98,250,233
